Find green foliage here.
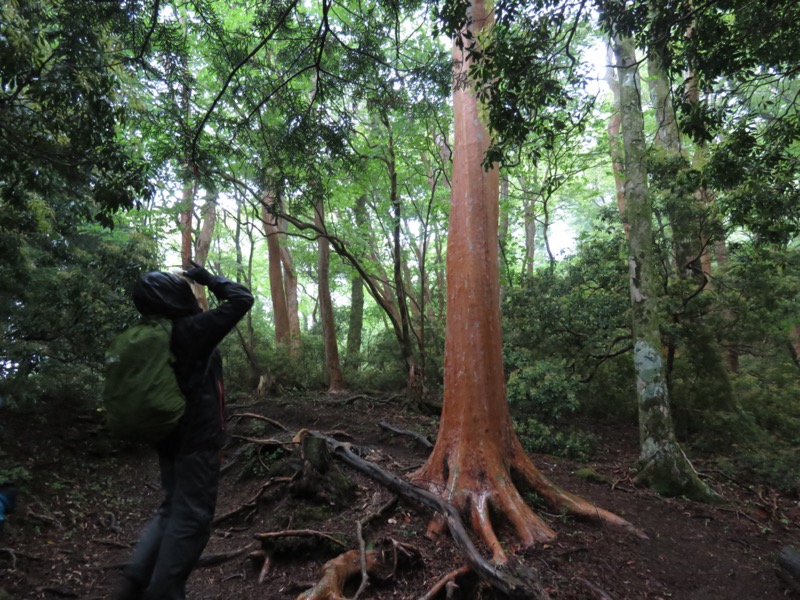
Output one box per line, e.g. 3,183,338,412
0,0,152,232
507,359,579,422
503,223,635,418
0,226,157,408
513,417,597,462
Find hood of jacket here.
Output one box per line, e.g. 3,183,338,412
133,271,201,319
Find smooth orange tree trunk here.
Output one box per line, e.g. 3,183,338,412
411,0,637,560
262,196,292,348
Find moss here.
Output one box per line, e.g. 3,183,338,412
574,468,611,485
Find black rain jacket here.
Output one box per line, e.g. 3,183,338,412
134,273,254,454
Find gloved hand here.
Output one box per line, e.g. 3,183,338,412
183,260,213,286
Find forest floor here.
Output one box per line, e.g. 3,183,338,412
1,391,799,600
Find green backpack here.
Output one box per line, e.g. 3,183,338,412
102,318,186,443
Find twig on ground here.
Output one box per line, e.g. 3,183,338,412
213,477,292,526
197,543,259,568
229,434,294,447
90,538,131,549
254,529,347,548
360,494,399,529
378,421,434,450
258,552,272,584
26,507,64,530
229,412,289,431
419,565,471,600
352,521,370,600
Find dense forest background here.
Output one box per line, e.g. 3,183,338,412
1,0,799,500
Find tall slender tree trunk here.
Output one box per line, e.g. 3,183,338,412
345,195,368,373
613,34,719,501
262,195,292,348
278,207,302,356
234,204,263,388
191,187,217,311
522,175,537,275
605,44,629,239
315,200,346,393
411,1,637,562
498,174,511,293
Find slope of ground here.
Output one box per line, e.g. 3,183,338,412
0,392,798,599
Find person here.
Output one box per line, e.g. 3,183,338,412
114,263,253,600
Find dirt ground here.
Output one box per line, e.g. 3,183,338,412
1,392,799,600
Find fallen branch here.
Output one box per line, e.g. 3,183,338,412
308,431,549,600
419,565,471,600
229,434,294,447
254,529,347,548
378,421,434,451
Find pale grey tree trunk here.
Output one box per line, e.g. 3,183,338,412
613,34,720,502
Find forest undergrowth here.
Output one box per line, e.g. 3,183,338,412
1,392,799,600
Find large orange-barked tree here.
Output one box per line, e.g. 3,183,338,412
411,0,639,560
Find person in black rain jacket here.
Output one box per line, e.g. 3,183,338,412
114,263,253,600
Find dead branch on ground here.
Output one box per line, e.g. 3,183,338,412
254,529,347,548
229,434,294,447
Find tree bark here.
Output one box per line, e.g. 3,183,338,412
613,33,720,501
192,187,217,311
262,195,292,348
411,0,640,560
278,215,302,356
605,44,629,239
315,200,346,393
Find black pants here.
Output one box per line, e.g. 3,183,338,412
122,449,219,600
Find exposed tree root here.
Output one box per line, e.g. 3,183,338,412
196,543,259,568
296,548,381,600
229,412,289,431
213,476,292,526
307,431,550,600
576,576,617,600
412,436,646,565
378,421,434,450
419,565,471,600
509,442,647,540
